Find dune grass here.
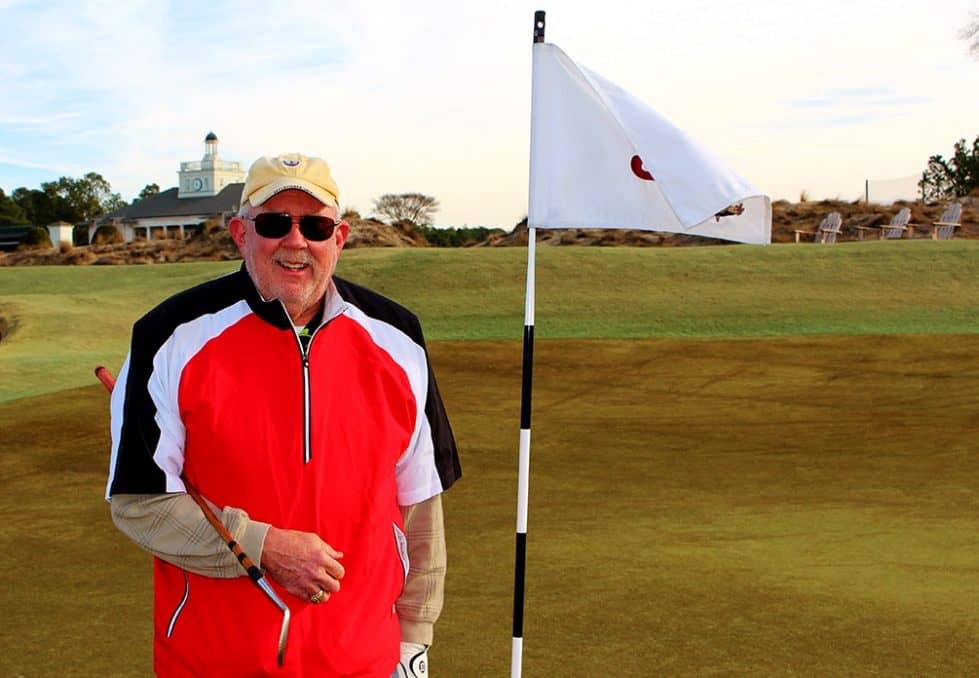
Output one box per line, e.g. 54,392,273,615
1,240,978,402
2,337,978,676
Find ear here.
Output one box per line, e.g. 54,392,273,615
335,221,350,250
228,215,246,250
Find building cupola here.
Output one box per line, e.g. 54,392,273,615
177,131,244,198
204,131,219,159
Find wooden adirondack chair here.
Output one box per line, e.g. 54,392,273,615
928,202,962,240
794,212,842,244
878,207,912,239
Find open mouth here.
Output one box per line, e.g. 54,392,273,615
277,261,310,272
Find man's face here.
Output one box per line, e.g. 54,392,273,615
229,189,348,326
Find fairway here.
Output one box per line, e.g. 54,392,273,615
1,245,978,675
2,241,979,402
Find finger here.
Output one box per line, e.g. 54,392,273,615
321,556,345,581
316,572,341,594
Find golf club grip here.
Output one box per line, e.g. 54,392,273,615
94,365,116,392
94,365,263,582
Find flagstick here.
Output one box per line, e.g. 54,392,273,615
512,225,536,678
512,12,545,678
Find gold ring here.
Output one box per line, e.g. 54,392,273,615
310,589,326,604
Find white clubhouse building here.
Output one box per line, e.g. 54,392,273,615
89,132,245,243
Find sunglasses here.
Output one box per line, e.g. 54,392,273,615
245,212,342,241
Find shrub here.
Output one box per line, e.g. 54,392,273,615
417,224,506,247
195,217,226,241
18,227,52,250
93,224,123,244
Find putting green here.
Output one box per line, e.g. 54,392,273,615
2,337,977,676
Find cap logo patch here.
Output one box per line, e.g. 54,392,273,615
282,159,301,167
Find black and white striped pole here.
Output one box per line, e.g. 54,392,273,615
512,11,545,678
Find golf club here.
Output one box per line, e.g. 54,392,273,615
95,365,291,667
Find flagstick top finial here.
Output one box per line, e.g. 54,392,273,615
533,10,545,43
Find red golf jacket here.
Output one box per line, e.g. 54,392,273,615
107,267,460,676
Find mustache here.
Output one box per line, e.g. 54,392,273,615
273,251,314,266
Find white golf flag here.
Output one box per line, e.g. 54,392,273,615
529,42,771,245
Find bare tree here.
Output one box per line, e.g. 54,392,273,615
962,10,979,57
371,193,440,225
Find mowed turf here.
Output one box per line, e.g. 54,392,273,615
2,337,979,676
2,240,979,401
2,243,979,675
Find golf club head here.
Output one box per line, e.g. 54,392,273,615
256,577,291,667
277,606,291,667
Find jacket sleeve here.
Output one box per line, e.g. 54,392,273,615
110,492,270,578
397,494,446,645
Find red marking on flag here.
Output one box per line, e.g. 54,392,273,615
631,155,654,181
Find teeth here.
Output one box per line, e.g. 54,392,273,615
279,262,307,270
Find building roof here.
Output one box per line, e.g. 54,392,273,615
0,225,34,250
106,183,243,220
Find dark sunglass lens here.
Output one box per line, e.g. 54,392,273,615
253,213,293,238
298,216,337,241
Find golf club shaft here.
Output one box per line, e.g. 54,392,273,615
96,366,260,570
94,364,290,665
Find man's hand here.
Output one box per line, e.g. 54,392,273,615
260,527,345,603
394,642,429,678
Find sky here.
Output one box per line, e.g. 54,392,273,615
0,0,977,228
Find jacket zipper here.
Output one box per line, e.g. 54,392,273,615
302,350,311,464
295,323,323,465
282,295,340,466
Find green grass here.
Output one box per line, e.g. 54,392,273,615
0,261,240,403
336,241,979,339
2,338,978,676
2,241,978,402
2,243,979,675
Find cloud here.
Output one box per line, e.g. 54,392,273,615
0,0,976,222
789,87,929,109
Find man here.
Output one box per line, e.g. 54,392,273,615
106,153,461,677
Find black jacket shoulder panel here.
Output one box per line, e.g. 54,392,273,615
333,276,423,345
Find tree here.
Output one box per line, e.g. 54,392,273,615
12,186,57,226
55,172,124,221
371,193,440,226
138,183,160,201
0,188,27,226
11,172,125,225
920,135,979,201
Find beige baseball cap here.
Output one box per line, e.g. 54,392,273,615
241,153,340,207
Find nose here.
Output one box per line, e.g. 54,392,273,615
279,219,308,247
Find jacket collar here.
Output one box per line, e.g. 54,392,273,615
236,263,347,330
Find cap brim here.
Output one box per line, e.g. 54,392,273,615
248,179,337,207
